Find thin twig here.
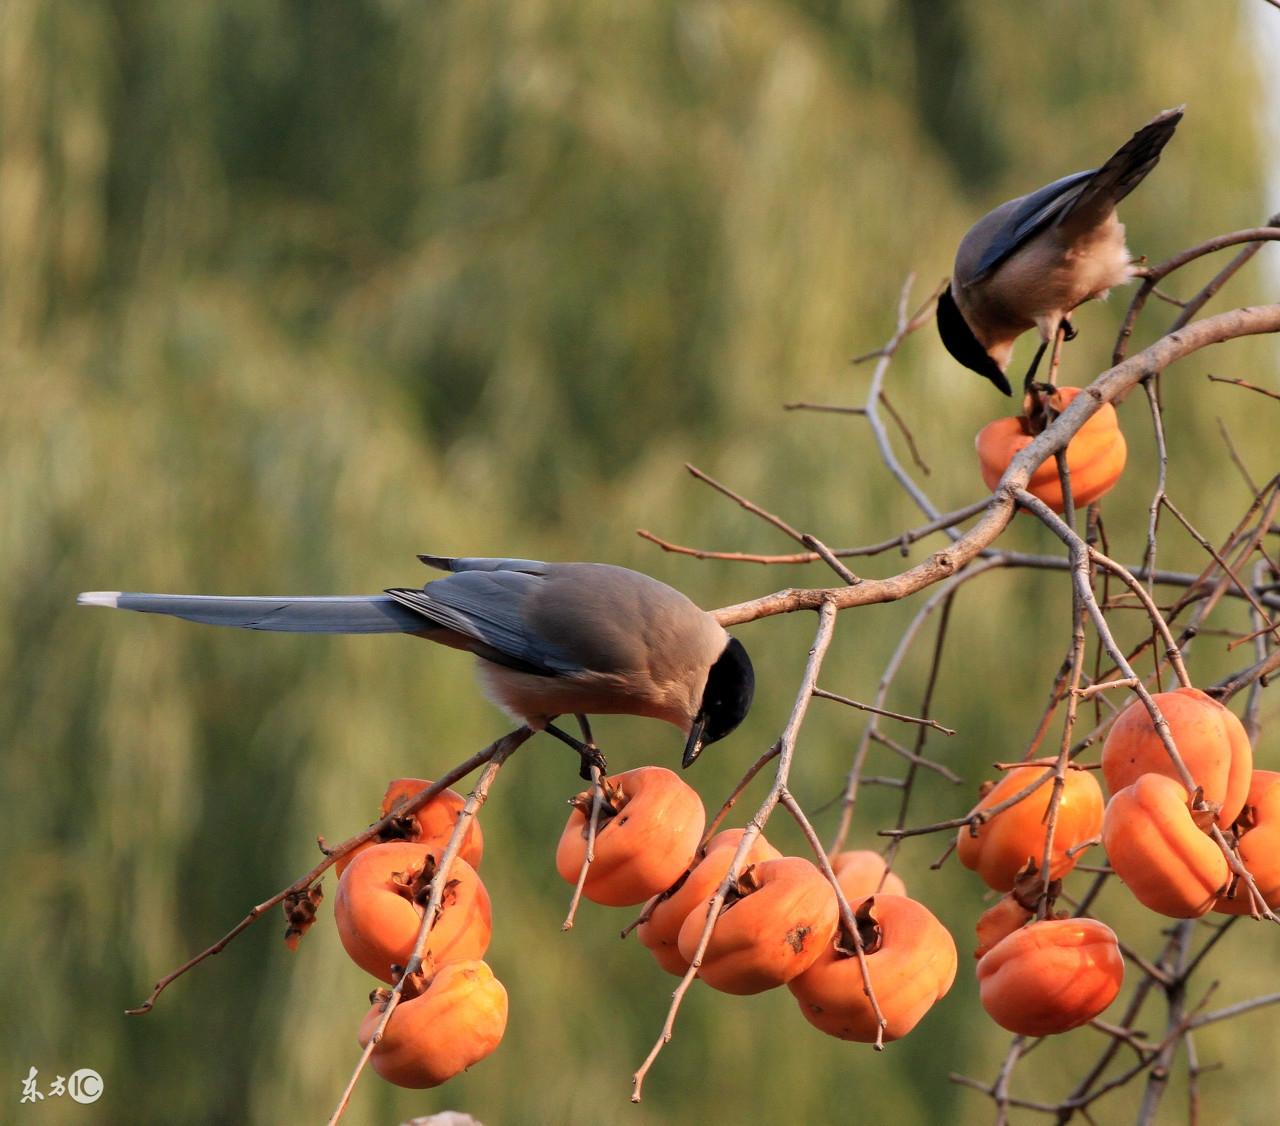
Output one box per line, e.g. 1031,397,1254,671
878,389,930,476
562,763,606,931
783,401,867,415
1216,416,1258,495
326,729,528,1125
126,738,509,1015
638,499,988,565
812,687,955,735
1207,374,1280,402
780,788,889,1046
632,602,840,1101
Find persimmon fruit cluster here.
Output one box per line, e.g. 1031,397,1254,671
1100,689,1255,918
333,778,507,1090
954,689,1259,1037
554,769,955,1041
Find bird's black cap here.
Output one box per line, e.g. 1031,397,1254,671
936,286,1012,396
683,636,755,767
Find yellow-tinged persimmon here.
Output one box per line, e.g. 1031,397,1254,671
358,960,508,1088
789,894,957,1042
335,842,491,983
555,766,705,907
1215,770,1280,915
977,917,1123,1036
974,895,1035,960
1102,774,1228,918
334,778,483,878
956,761,1103,892
975,386,1126,513
638,828,782,976
1102,687,1252,829
678,856,838,995
831,850,906,900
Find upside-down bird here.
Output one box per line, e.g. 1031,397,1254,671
936,106,1184,395
78,555,754,770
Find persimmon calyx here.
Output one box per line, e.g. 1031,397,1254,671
282,884,324,951
388,855,461,918
1009,858,1062,913
720,864,763,909
389,950,437,986
380,812,422,843
1232,802,1260,837
567,777,628,828
1188,789,1221,833
832,896,883,958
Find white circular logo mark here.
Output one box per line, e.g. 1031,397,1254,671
68,1069,103,1105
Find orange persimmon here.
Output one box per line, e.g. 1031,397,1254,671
831,850,906,900
678,856,838,995
977,917,1123,1036
1101,687,1252,829
555,766,705,907
956,761,1103,892
1215,770,1280,915
789,894,957,1042
1102,774,1228,918
975,386,1126,513
358,960,508,1088
336,842,491,983
638,828,782,976
334,777,484,878
974,895,1035,960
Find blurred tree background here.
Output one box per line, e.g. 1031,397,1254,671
3,2,1278,1123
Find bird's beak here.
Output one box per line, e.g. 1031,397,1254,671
683,715,707,768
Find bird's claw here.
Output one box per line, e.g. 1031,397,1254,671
578,744,608,781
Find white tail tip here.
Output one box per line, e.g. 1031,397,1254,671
77,591,122,608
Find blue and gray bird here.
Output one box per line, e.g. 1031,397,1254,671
937,106,1184,395
78,555,754,768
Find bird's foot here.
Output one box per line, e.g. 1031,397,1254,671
1023,382,1061,435
577,743,607,781
1020,340,1049,394
544,720,609,779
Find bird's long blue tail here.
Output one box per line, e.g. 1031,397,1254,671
76,591,424,633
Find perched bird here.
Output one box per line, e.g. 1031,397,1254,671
78,555,754,769
937,106,1184,395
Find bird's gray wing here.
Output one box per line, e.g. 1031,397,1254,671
970,169,1096,281
1053,106,1183,228
417,554,549,575
386,569,583,677
971,108,1183,283
76,592,425,633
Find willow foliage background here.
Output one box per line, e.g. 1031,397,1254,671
4,3,1277,1123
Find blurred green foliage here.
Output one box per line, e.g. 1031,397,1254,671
3,2,1278,1123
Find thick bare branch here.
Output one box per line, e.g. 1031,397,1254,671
713,304,1280,626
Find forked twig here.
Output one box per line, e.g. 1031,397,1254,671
327,729,528,1125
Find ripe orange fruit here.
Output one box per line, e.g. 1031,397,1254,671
638,828,782,976
677,856,838,995
789,894,957,1042
358,960,508,1088
977,917,1123,1036
334,777,483,879
335,842,491,982
555,766,705,907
